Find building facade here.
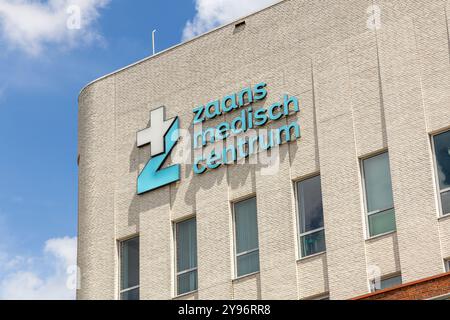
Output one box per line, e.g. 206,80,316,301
353,272,450,300
77,0,450,300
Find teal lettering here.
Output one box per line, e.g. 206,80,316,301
231,110,247,135
253,82,267,101
254,108,268,127
283,95,299,114
216,122,231,140
268,102,283,121
194,127,216,148
275,121,301,144
193,156,207,174
238,87,253,107
221,94,237,113
193,106,205,124
205,100,221,119
206,150,221,169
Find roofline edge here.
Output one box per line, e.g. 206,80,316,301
77,0,288,100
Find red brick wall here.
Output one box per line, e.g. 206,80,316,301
353,272,450,300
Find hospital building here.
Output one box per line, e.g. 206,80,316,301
77,0,450,300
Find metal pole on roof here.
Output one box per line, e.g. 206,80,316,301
152,29,157,55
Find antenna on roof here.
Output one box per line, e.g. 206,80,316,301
152,29,157,55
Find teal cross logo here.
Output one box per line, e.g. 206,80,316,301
136,106,180,194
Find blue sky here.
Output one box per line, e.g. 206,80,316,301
0,0,279,299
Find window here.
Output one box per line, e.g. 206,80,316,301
302,293,330,300
296,175,326,258
314,294,330,300
432,130,450,216
430,293,450,300
120,237,139,300
446,259,450,272
362,152,397,237
175,218,198,296
234,21,246,33
233,197,260,278
371,274,402,292
380,274,402,290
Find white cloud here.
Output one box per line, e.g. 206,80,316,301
45,236,77,268
0,236,77,300
182,0,281,41
0,0,110,55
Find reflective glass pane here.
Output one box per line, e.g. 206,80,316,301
237,250,259,277
380,275,402,290
120,237,139,290
234,198,259,254
120,288,139,300
433,295,450,300
363,153,394,212
177,270,198,295
176,218,197,272
441,191,450,215
297,176,324,233
433,130,450,190
368,208,396,237
301,229,326,257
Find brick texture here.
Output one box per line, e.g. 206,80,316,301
77,0,450,300
354,272,450,300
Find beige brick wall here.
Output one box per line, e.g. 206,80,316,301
77,77,117,300
78,0,450,300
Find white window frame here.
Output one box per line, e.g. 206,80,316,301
361,151,396,239
236,248,259,261
118,236,140,300
174,217,198,297
431,131,450,217
119,285,140,299
312,293,330,300
370,273,402,292
428,293,450,300
445,259,450,272
232,196,260,279
295,174,326,259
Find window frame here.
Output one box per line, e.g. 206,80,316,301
428,293,450,300
232,195,260,279
174,216,198,297
370,273,402,292
119,285,140,299
445,259,450,273
118,235,140,300
312,294,330,300
431,130,450,217
295,174,326,259
360,151,396,239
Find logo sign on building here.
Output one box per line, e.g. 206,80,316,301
136,107,180,194
136,83,301,195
